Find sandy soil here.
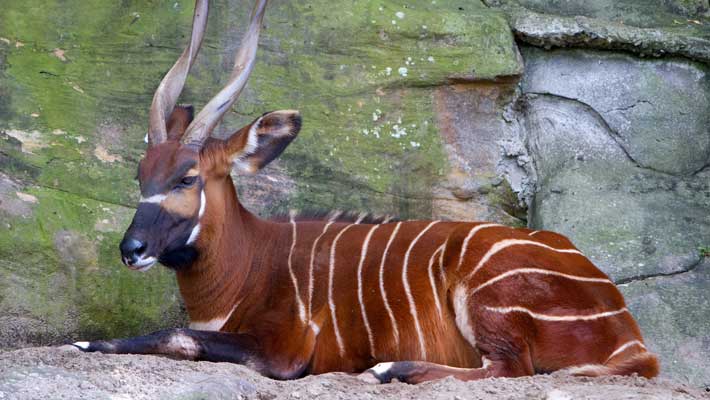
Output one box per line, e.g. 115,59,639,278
0,347,707,400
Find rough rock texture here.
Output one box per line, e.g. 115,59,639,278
485,0,710,63
521,47,710,281
1,0,710,391
513,46,710,386
1,347,708,400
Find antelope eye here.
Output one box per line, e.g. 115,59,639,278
178,176,197,188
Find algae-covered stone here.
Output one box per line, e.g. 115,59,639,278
0,0,520,345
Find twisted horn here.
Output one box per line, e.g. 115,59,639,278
181,0,268,148
148,0,209,145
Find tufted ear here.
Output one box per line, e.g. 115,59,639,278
166,105,195,141
224,110,301,173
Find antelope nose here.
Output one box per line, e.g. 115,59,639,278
120,238,147,265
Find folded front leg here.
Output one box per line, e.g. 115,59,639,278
72,328,266,373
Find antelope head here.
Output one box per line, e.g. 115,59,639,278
119,0,301,271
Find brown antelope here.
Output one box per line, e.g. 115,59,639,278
72,0,659,383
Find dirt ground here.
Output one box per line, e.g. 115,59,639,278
0,347,707,400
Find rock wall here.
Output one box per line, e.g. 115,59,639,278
0,0,708,387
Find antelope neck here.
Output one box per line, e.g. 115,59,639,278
174,176,272,326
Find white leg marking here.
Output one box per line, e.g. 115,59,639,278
307,213,340,321
470,268,613,296
456,224,503,270
466,239,584,280
371,362,394,375
427,245,445,318
402,221,440,359
358,224,381,358
453,285,477,349
73,341,90,350
167,334,200,359
139,194,167,204
379,222,403,346
329,223,357,357
190,300,242,331
288,214,307,324
483,306,628,322
605,340,646,363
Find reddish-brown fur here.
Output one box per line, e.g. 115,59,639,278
88,0,659,384
176,188,658,380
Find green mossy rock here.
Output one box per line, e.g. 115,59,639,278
0,0,519,345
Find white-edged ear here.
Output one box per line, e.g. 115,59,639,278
226,110,301,173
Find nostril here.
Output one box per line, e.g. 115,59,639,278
135,241,147,256
120,238,148,260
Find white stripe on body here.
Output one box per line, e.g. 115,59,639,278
427,245,445,318
605,340,646,363
357,224,381,358
288,213,307,324
402,220,440,359
307,213,340,321
438,241,447,286
483,305,628,322
379,222,403,347
456,224,503,270
466,239,584,280
470,268,612,296
328,223,358,357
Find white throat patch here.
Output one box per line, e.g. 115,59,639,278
186,189,206,245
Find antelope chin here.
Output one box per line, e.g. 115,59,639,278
127,256,157,272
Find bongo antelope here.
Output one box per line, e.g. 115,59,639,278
73,0,660,383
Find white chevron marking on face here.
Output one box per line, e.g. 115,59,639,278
140,194,167,204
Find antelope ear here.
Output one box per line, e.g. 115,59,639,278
226,110,301,173
166,105,195,141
